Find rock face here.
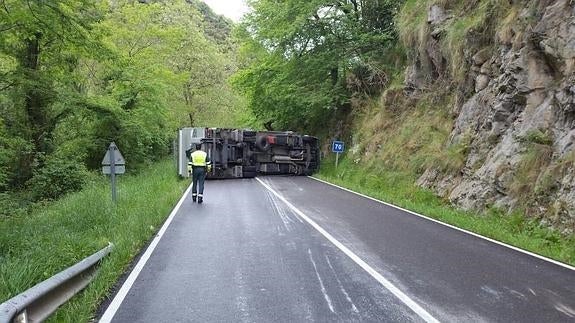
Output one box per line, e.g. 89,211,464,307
411,0,575,233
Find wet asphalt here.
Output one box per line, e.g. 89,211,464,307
102,176,575,323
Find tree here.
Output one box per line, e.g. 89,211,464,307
234,0,404,132
0,0,247,203
0,0,104,187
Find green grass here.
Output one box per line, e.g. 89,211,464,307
0,159,190,322
316,156,575,267
396,0,429,61
2,156,573,322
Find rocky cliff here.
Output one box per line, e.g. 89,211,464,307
403,0,574,234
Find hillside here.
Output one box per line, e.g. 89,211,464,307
348,0,574,234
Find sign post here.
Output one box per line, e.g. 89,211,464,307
102,142,125,203
331,141,345,168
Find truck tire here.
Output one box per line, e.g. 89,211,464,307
255,135,270,151
302,135,315,143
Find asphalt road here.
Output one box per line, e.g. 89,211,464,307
99,176,575,322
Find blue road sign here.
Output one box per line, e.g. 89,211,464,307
332,141,345,153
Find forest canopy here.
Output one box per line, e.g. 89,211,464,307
0,0,243,206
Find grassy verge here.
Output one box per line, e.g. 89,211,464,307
316,156,575,266
0,159,190,322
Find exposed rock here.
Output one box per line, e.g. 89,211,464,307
473,48,492,66
426,37,446,78
413,0,575,233
418,169,460,198
532,0,575,75
427,5,449,25
404,64,426,94
475,74,490,92
556,129,575,155
480,62,492,75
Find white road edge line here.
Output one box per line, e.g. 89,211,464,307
256,177,440,323
308,176,575,272
99,183,194,323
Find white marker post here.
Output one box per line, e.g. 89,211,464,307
102,142,126,203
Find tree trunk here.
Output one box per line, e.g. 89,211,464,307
263,120,274,131
188,112,194,127
23,32,48,154
331,67,338,86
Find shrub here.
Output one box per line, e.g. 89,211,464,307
509,144,553,201
522,129,553,146
27,157,91,201
0,193,20,217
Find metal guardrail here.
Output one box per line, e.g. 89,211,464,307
0,243,114,323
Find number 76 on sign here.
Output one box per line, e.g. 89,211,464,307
332,141,344,153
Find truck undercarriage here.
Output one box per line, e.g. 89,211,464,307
177,128,320,179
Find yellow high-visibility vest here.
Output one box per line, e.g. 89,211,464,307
190,150,208,167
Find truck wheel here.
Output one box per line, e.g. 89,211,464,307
302,135,315,143
255,135,270,151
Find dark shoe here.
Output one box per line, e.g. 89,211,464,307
192,196,197,202
198,197,203,204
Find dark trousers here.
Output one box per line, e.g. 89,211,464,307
192,167,206,196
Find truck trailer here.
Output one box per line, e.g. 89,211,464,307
177,128,320,179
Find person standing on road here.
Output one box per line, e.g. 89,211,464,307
190,143,211,203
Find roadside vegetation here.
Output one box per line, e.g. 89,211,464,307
0,0,249,216
317,156,575,267
0,160,189,322
2,0,574,320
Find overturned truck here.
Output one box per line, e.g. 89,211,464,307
177,128,320,178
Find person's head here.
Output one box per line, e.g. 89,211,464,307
195,143,202,150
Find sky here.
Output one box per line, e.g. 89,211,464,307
201,0,250,22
